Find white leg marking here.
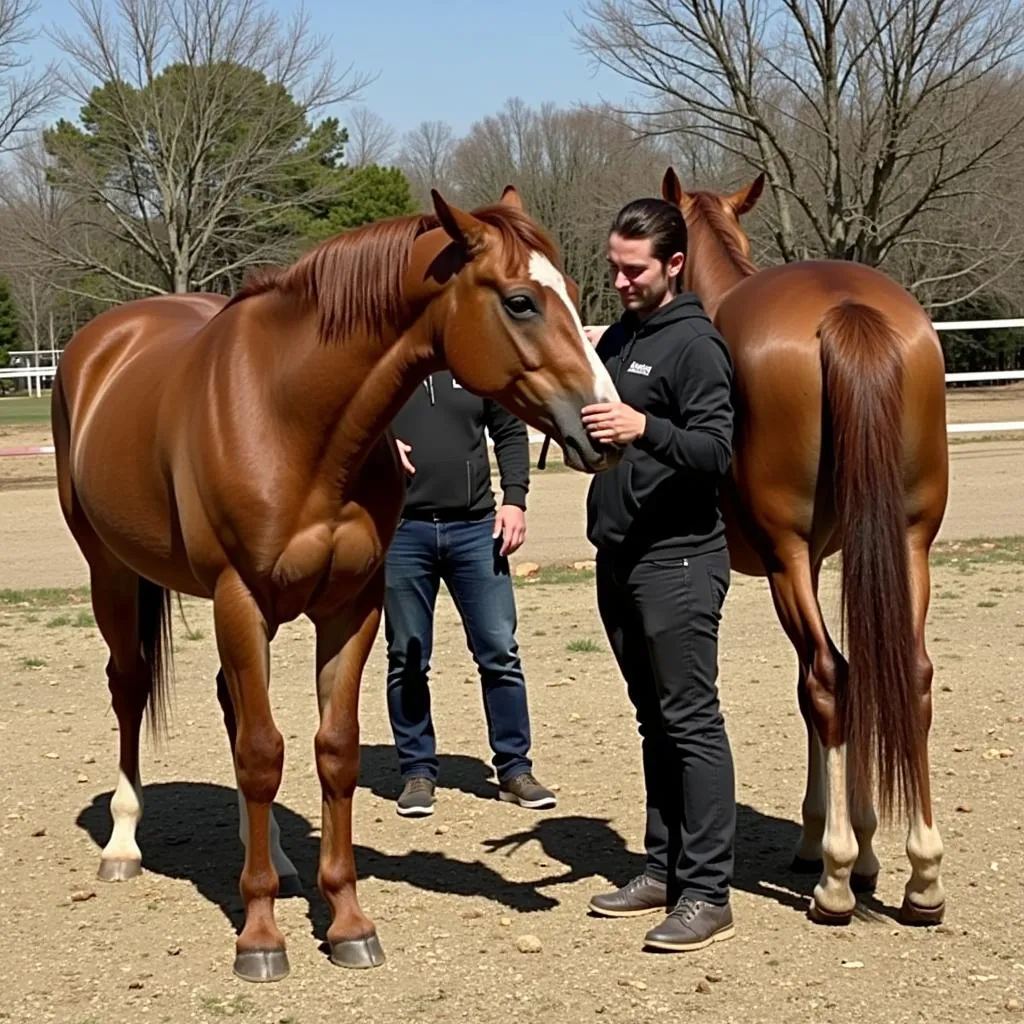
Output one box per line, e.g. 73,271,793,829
528,250,620,402
237,788,298,879
905,810,945,911
813,743,858,918
795,727,826,862
101,769,143,864
851,786,881,881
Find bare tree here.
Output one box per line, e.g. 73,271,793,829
451,99,672,323
397,119,457,209
574,0,1024,303
345,106,396,167
10,0,370,296
0,0,58,152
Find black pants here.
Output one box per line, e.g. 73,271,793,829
596,547,735,905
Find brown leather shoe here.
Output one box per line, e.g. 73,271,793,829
643,897,735,951
589,874,668,918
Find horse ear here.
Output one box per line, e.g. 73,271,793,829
431,189,488,256
728,173,765,216
499,185,524,210
661,167,684,207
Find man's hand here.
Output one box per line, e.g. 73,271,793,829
583,325,608,347
581,402,646,446
396,438,415,475
493,504,527,556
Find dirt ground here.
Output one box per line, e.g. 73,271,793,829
0,390,1022,1024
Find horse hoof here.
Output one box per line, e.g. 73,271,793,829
899,898,945,926
329,932,386,969
97,858,142,882
851,872,878,895
791,855,824,875
808,899,853,926
277,873,303,898
233,949,290,983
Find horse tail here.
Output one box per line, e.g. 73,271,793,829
818,299,921,823
138,577,174,740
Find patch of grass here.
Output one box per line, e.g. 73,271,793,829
199,994,254,1016
73,610,95,627
185,627,205,641
46,615,70,627
0,585,90,608
566,637,601,653
977,600,998,608
21,656,46,668
513,564,595,586
930,536,1024,566
0,395,51,425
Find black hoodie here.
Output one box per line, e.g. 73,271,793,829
390,369,529,519
585,292,734,560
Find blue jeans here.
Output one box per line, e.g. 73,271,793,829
383,512,533,784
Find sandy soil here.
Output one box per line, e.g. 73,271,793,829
0,390,1021,1024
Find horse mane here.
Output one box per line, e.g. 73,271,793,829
223,203,562,345
688,191,759,279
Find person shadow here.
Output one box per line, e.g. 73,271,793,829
75,749,894,953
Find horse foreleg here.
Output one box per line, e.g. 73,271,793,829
213,572,288,983
215,668,302,896
900,532,945,924
312,569,386,970
768,548,858,923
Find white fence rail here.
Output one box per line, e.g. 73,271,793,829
2,318,1022,446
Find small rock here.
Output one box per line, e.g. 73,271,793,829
515,934,542,953
956,803,973,813
44,752,59,759
705,971,723,983
982,748,1014,760
77,774,89,784
435,825,450,836
513,562,540,578
695,979,712,994
128,981,144,990
462,908,485,920
841,960,864,969
572,560,596,571
1005,998,1022,1012
953,745,972,752
167,946,182,956
31,827,46,837
83,755,96,764
499,917,512,927
69,890,96,903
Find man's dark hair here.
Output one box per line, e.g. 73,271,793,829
609,198,688,265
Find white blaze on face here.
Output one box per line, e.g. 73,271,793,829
527,251,619,403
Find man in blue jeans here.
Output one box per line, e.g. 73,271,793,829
384,369,556,818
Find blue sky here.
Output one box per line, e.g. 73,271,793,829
23,0,635,140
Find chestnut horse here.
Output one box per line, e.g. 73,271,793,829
51,186,620,982
659,168,948,927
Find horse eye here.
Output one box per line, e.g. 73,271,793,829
502,293,539,320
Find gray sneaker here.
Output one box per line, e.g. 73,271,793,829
396,777,436,817
643,896,735,951
497,772,556,810
589,874,668,918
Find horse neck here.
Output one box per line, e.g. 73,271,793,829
688,223,756,320
262,294,442,491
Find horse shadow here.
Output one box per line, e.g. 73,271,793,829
76,746,893,943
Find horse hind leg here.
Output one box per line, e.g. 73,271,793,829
900,530,945,924
768,546,859,923
215,668,303,896
89,563,159,882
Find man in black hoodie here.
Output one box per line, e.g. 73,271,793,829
581,197,737,953
383,370,556,818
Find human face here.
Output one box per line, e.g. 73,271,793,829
607,232,684,317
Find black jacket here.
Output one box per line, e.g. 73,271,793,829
585,293,734,559
390,369,529,519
